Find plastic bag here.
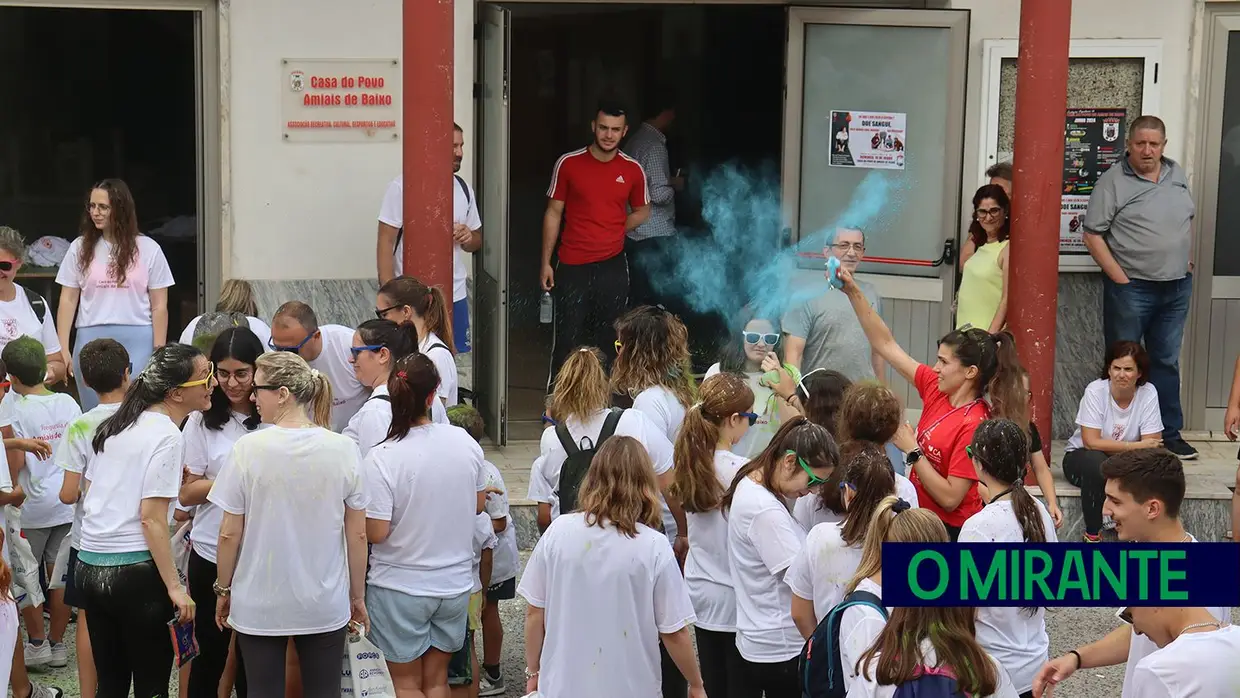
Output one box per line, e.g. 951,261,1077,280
5,506,44,610
172,520,193,589
341,625,396,697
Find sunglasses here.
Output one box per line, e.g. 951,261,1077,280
178,363,215,389
742,332,780,346
350,344,384,359
250,384,283,397
738,411,759,426
1116,607,1133,625
614,340,623,353
375,304,403,320
796,367,829,400
0,260,16,272
268,332,315,353
965,444,991,470
786,450,828,487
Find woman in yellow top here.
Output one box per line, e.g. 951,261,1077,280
956,184,1011,333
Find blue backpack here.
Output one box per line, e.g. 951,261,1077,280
799,589,887,698
891,665,973,698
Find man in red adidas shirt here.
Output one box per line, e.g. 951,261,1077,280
541,101,651,388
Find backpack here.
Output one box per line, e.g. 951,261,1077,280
18,284,46,324
891,665,971,698
393,174,471,253
553,408,623,514
800,589,888,698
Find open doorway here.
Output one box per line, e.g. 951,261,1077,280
500,3,787,438
0,6,200,369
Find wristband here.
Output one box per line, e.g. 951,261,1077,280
1068,649,1082,670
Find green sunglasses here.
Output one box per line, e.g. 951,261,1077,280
786,449,828,486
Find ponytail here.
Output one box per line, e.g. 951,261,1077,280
386,354,440,442
377,276,455,354
254,351,333,428
424,286,454,354
309,370,333,429
838,443,897,547
93,344,201,453
671,373,753,513
845,496,947,595
987,331,1028,428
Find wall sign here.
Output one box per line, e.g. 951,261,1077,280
1060,108,1126,254
282,59,400,143
829,110,907,170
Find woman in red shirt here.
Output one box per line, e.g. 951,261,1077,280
837,268,1026,539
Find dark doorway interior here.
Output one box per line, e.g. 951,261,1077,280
0,7,199,354
502,3,786,436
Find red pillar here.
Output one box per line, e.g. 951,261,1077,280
402,0,454,292
1009,0,1071,478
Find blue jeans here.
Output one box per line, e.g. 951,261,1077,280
1102,275,1192,440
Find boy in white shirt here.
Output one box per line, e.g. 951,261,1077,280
1122,605,1240,697
448,511,498,698
3,336,80,669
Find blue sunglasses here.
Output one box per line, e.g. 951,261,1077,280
350,344,384,359
268,332,315,353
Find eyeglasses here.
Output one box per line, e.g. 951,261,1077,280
216,366,253,386
375,304,403,320
975,207,1005,219
178,364,215,389
86,202,111,212
786,450,828,487
742,332,779,346
831,242,865,254
350,344,384,359
1116,607,1133,625
738,411,759,426
0,260,17,272
250,384,283,397
268,332,315,353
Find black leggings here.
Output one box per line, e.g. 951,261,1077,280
734,656,800,697
1063,448,1108,535
548,253,629,391
695,628,757,698
238,628,347,698
187,550,246,698
660,639,687,698
75,558,175,698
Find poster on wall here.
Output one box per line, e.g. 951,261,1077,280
1060,108,1126,253
829,110,907,170
282,59,401,143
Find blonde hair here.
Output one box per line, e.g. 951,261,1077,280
577,436,662,538
255,351,333,428
844,496,948,595
548,347,610,423
216,279,259,317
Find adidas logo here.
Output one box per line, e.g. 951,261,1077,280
616,175,626,184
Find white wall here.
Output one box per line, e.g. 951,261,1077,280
228,0,475,281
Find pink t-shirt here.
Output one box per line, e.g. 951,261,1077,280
55,236,175,327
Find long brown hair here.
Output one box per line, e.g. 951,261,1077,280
379,276,455,354
548,347,611,423
967,183,1010,249
938,327,1027,427
611,305,696,408
796,369,851,438
857,605,998,695
845,496,948,595
577,436,663,538
78,179,141,288
385,354,440,441
722,416,839,511
671,373,754,513
838,443,897,547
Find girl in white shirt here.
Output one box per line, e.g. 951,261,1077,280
344,319,448,456
959,419,1057,697
375,276,459,406
788,443,896,638
0,227,66,384
1062,341,1163,541
723,416,839,696
64,343,210,696
361,353,486,697
667,372,755,698
0,530,17,690
703,313,787,459
55,179,175,410
177,279,272,348
520,436,707,698
177,326,265,697
210,350,369,698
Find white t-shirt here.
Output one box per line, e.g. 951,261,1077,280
309,324,370,432
55,236,175,327
78,411,183,554
786,520,865,623
470,511,498,594
958,497,1059,693
363,423,486,598
482,460,519,585
631,386,686,540
1066,379,1163,451
1127,625,1240,698
528,409,674,519
703,363,783,459
517,512,695,698
209,426,367,635
1121,535,1231,698
838,578,891,694
848,639,1019,698
56,403,121,547
10,393,81,529
792,476,918,533
0,284,61,355
684,450,748,633
728,476,807,662
419,331,458,406
378,174,479,302
342,384,449,457
178,315,272,348
182,410,265,563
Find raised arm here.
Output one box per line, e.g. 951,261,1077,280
837,268,919,383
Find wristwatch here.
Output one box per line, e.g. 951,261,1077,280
212,580,231,598
904,449,922,467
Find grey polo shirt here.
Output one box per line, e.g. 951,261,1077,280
1082,154,1194,281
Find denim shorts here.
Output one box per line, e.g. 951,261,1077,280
366,585,470,663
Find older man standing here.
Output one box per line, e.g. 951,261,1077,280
1083,115,1198,459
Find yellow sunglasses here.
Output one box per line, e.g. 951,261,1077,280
178,363,215,389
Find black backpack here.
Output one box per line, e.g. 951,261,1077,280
18,284,46,324
800,589,888,698
393,174,471,253
554,408,623,514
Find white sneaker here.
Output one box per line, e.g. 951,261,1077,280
479,672,506,696
29,682,65,698
48,642,67,668
23,641,51,667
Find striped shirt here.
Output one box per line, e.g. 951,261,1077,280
624,123,676,240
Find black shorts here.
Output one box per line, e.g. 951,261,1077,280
63,547,83,608
486,576,515,602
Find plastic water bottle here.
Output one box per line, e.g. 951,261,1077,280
539,291,554,324
826,256,844,290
